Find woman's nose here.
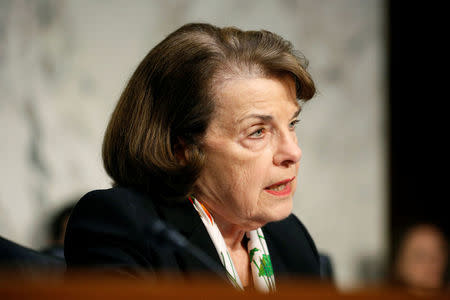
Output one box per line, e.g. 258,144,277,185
273,133,302,167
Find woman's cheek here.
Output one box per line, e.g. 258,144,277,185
240,137,269,151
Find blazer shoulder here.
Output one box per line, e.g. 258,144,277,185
65,187,158,271
263,214,320,276
266,214,319,259
72,187,159,222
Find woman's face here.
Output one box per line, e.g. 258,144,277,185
194,75,302,230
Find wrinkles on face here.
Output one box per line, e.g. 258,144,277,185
194,75,301,231
196,136,262,223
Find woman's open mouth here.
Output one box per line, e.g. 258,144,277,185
264,177,295,196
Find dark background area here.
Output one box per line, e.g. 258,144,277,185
388,1,448,263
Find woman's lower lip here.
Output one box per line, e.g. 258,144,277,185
264,181,292,196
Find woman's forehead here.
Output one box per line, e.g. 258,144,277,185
213,76,299,119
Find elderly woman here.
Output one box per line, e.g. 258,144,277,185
65,23,320,292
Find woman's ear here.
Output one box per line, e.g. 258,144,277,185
174,138,189,166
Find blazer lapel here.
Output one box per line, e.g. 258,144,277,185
154,199,226,277
262,227,289,277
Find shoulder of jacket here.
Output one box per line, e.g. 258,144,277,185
72,187,159,223
264,214,320,261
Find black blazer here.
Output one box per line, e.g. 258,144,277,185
65,187,320,281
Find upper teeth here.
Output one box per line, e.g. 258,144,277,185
270,184,286,191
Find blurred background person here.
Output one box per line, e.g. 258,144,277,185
319,252,334,282
40,202,75,259
391,223,449,297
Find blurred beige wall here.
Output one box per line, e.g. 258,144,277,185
0,0,386,289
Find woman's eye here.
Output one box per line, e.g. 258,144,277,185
289,119,300,129
249,128,265,138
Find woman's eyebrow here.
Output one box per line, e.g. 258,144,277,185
238,107,302,124
292,107,302,119
238,114,273,123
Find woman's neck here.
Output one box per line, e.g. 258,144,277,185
200,202,252,288
193,196,248,250
212,212,247,251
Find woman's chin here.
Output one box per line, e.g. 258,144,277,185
259,197,293,225
272,200,293,221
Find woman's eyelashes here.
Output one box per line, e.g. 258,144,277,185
247,119,299,139
248,127,266,139
247,119,300,140
289,119,300,130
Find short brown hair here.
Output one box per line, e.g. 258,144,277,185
102,23,316,201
